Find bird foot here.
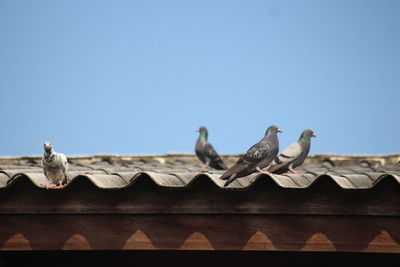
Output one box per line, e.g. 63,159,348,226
256,168,272,175
201,165,209,169
290,170,300,176
42,183,66,189
44,183,55,189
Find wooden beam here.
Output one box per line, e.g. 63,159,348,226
0,215,399,252
0,175,399,216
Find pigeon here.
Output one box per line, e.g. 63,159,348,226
220,125,282,187
41,141,68,188
195,126,227,170
268,129,316,175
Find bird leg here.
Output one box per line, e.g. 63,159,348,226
201,159,211,169
288,165,300,176
45,183,55,189
43,181,66,189
256,167,272,175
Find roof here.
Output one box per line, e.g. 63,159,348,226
0,153,399,216
1,153,400,190
1,153,400,253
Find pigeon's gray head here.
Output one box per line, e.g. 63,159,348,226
265,125,282,136
197,126,208,139
43,141,53,153
301,129,316,139
299,129,316,143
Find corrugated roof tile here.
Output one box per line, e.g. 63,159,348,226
168,172,198,185
324,174,355,189
0,173,10,187
139,171,187,187
10,173,50,188
339,174,374,188
287,173,317,187
269,174,301,188
70,174,128,189
0,154,399,190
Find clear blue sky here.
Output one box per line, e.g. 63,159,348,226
0,0,399,156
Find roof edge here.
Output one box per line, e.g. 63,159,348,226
0,153,399,166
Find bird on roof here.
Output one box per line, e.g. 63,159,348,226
268,129,316,175
195,126,227,170
220,125,282,187
41,141,68,188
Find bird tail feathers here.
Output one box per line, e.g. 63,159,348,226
224,174,237,187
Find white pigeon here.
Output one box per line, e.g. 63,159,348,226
41,141,68,188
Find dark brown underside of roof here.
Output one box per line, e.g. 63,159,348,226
1,215,400,253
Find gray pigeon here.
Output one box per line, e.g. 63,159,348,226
220,125,282,187
195,126,227,170
268,129,316,175
41,141,68,188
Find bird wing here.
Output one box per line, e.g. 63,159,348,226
203,142,227,170
60,153,68,173
268,142,301,173
220,141,269,180
57,153,69,184
203,142,219,160
242,141,271,164
41,158,52,183
276,142,302,164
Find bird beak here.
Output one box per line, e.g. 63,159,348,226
312,134,317,138
278,129,283,133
